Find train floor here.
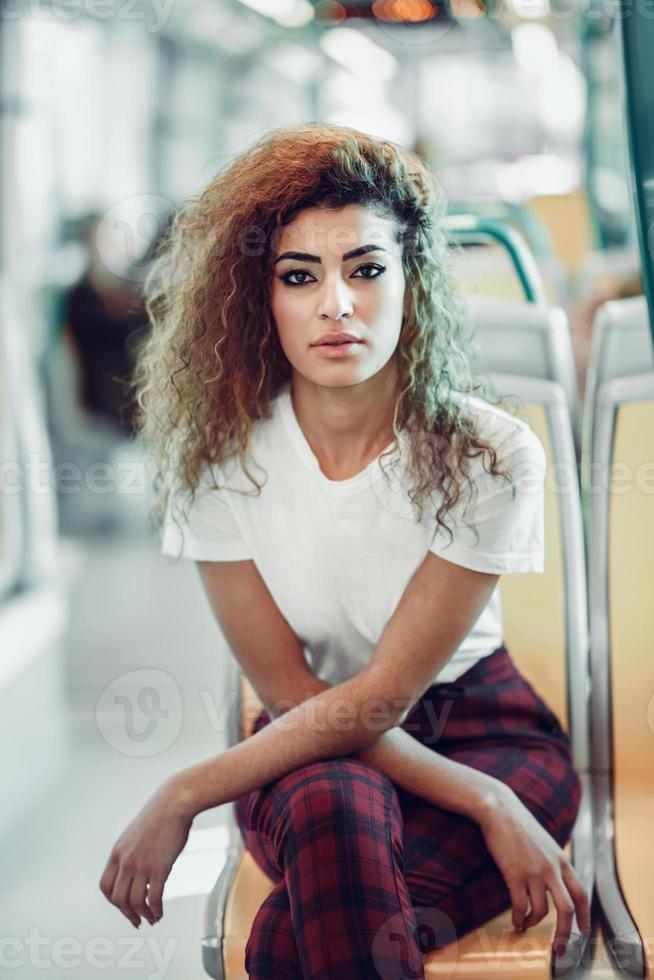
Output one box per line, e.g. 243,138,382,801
0,527,233,980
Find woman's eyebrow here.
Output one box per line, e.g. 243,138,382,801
274,244,389,265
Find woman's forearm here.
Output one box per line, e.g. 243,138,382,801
353,727,509,823
171,667,403,819
265,672,508,823
173,674,508,822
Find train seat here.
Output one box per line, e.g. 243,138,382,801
201,374,592,980
452,244,535,304
581,296,653,505
465,296,581,457
588,372,654,979
443,210,574,310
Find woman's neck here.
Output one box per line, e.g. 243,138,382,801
289,364,399,476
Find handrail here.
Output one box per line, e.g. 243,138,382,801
441,214,548,305
448,199,556,258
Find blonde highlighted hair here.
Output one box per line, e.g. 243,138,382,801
131,122,522,553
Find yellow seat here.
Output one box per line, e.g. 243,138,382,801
589,375,654,978
204,375,592,980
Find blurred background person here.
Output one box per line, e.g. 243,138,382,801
63,211,147,439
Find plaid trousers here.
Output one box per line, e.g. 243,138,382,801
233,644,581,979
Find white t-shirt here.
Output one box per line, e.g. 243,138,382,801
160,381,546,686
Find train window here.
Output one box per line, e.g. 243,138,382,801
582,16,637,250
50,21,106,216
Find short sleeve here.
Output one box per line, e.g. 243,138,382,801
160,464,252,562
428,425,547,575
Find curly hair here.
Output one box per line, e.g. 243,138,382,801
131,122,527,556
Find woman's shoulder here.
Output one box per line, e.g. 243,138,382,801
445,392,548,501
452,389,545,463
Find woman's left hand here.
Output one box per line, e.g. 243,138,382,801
99,778,194,928
477,785,591,952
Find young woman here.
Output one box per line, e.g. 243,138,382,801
99,122,590,978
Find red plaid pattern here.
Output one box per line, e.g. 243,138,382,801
233,645,581,978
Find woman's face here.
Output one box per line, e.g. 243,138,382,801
270,203,406,389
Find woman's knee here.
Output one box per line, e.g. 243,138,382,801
235,756,401,851
265,756,401,831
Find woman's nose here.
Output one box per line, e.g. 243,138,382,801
316,274,354,320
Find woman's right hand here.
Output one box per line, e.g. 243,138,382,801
477,786,591,954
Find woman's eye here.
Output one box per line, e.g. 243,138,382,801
281,270,315,286
353,263,387,279
280,263,387,287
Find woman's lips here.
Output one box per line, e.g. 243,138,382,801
311,341,364,358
